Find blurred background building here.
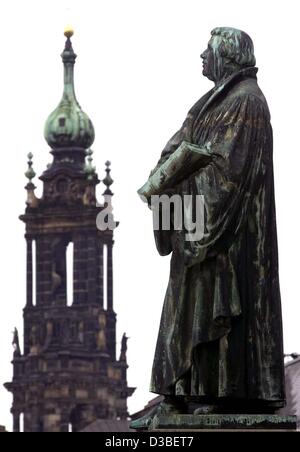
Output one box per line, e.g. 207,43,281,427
3,29,134,433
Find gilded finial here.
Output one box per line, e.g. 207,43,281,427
44,28,95,151
64,25,74,39
25,152,36,182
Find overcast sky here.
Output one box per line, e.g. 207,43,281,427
0,0,299,430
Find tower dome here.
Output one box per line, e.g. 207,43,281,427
44,29,95,150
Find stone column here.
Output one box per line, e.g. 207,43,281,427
60,409,71,432
73,235,88,304
107,242,113,311
36,236,53,306
87,235,96,304
13,412,20,433
26,239,33,307
97,241,103,307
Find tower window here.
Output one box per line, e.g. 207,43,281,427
59,117,66,127
56,178,68,193
20,413,24,433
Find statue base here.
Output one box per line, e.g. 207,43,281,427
148,414,297,431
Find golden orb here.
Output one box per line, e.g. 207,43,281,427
64,25,74,38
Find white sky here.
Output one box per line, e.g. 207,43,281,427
0,0,299,431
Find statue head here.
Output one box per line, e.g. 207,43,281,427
201,27,256,84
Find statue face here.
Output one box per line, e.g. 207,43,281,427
201,36,222,83
201,33,247,84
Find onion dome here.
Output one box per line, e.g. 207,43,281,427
44,28,95,151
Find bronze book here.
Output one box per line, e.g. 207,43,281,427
138,140,212,199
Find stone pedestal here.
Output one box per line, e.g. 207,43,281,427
149,414,297,432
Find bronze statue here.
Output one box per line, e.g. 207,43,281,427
12,328,21,357
121,333,128,354
133,27,285,428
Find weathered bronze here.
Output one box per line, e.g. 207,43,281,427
133,27,285,428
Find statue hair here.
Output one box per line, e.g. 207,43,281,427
211,27,256,68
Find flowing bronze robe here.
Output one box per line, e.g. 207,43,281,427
150,67,285,406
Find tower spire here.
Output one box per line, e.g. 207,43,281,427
61,27,77,102
44,29,95,155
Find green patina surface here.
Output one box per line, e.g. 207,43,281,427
145,28,285,408
44,35,94,150
150,414,297,431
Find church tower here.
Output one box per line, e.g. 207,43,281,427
4,29,135,433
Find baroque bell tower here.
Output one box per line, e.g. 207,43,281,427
4,29,135,433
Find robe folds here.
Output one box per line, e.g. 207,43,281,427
150,67,285,406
